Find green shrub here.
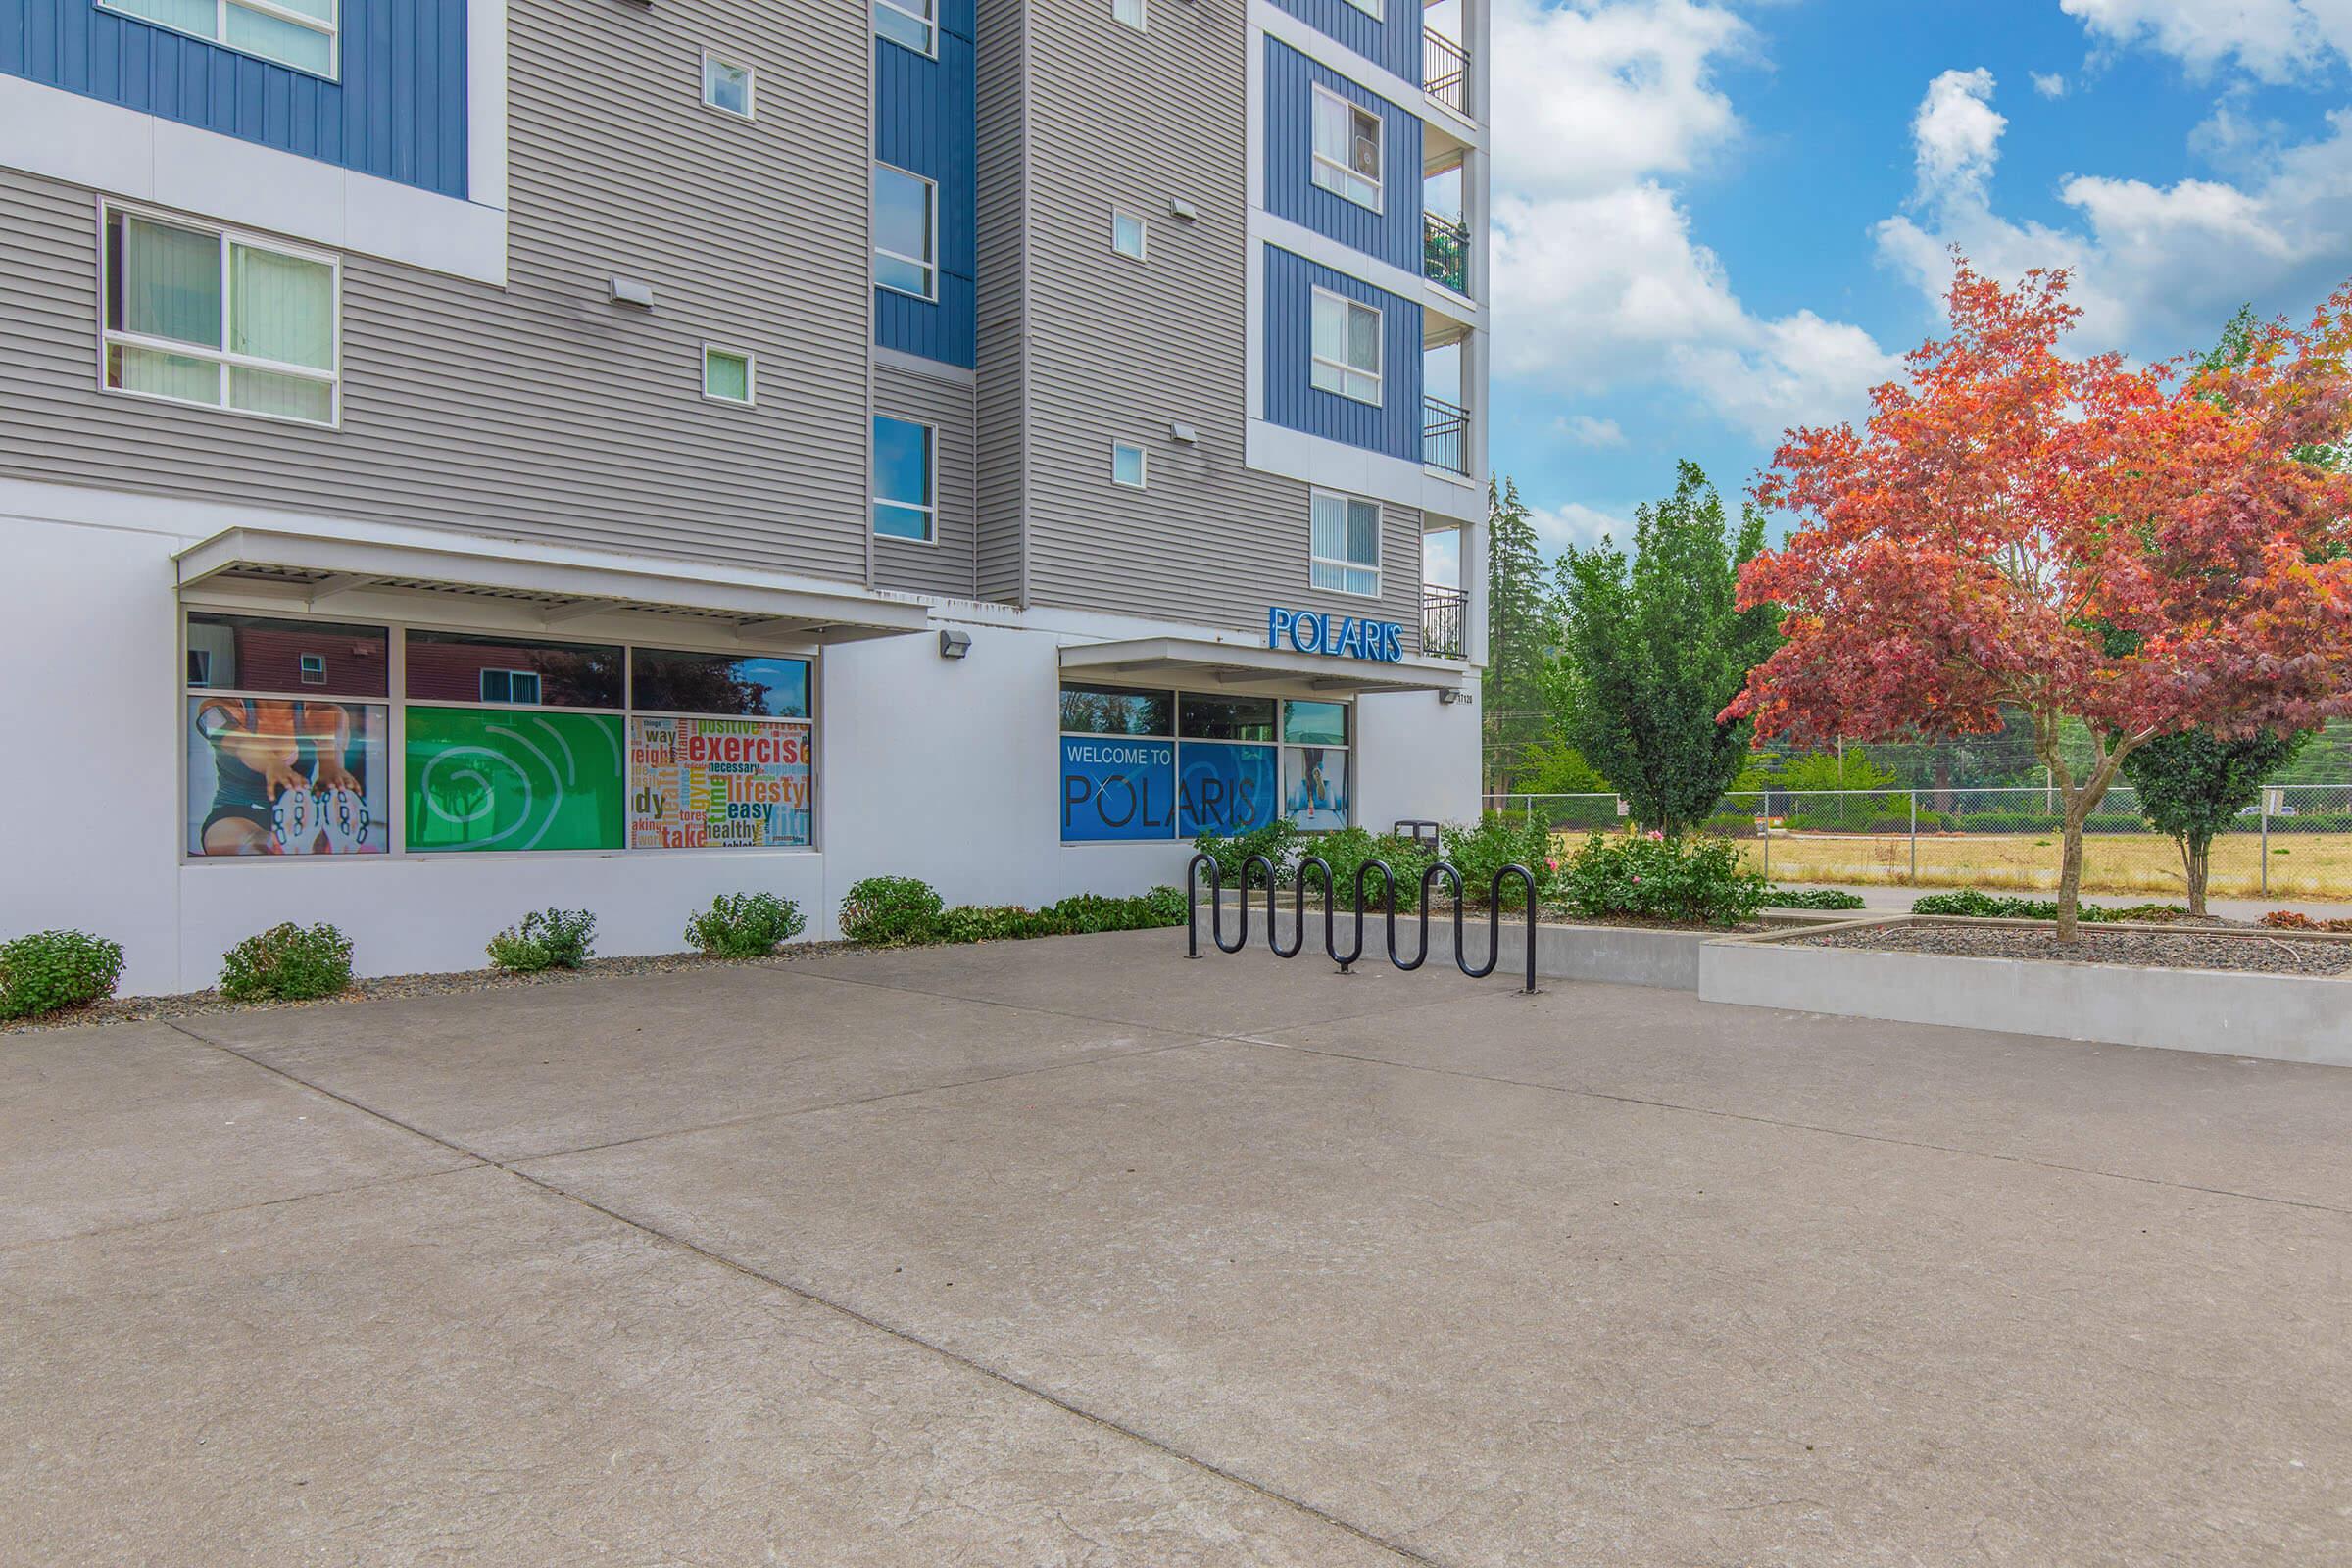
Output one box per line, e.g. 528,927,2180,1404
1191,819,1302,885
929,889,1191,945
1297,826,1438,901
1763,887,1867,910
1141,884,1188,924
219,922,354,1003
839,876,946,946
684,892,807,958
1439,812,1557,901
1552,833,1766,927
936,905,1053,943
0,929,125,1021
1911,891,2186,923
485,907,597,973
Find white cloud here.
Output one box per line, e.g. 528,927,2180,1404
1554,414,1629,448
2059,0,2352,82
1873,69,2352,353
2032,71,2071,98
1527,501,1633,552
1489,0,1898,447
1912,68,2007,203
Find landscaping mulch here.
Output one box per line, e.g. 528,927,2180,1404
1,942,864,1037
1795,922,2352,977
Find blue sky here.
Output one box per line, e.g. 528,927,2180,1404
1485,0,2352,559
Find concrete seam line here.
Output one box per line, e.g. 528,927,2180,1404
511,1169,1448,1568
0,1162,480,1257
160,1021,1445,1566
1241,1037,2352,1218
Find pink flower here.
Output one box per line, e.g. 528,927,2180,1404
1645,829,1666,842
1544,858,1560,871
1630,873,1642,883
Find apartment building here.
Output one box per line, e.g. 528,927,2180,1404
0,0,1493,992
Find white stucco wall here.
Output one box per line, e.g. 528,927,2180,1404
3,492,1483,995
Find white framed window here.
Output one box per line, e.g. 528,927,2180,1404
1112,442,1148,488
703,53,756,119
1340,0,1384,16
1310,85,1383,210
299,652,327,685
874,164,938,301
874,416,937,542
100,0,338,79
1310,491,1382,598
100,205,341,427
874,0,936,54
1309,287,1382,406
1111,208,1148,261
703,345,755,405
479,669,544,706
1112,0,1146,31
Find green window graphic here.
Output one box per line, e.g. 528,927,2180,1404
404,708,626,853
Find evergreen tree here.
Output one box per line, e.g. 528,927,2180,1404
1553,462,1782,834
1482,477,1556,793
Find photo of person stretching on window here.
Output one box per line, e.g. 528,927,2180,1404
188,697,380,856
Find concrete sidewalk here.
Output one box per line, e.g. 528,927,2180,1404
3,931,2346,1565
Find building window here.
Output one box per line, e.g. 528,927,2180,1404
298,652,327,685
874,0,936,54
875,164,938,300
101,207,339,427
874,416,937,541
1310,288,1382,405
1311,491,1382,597
703,345,755,405
1111,442,1148,488
1058,685,1344,841
184,612,389,858
1340,0,1383,15
101,0,338,79
407,631,623,709
1112,0,1146,31
1310,85,1383,210
702,54,755,119
478,669,543,705
1111,209,1148,261
1282,701,1350,831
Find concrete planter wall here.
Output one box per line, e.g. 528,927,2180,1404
1700,919,2352,1069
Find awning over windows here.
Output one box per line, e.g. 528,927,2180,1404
1057,636,1469,700
174,520,933,647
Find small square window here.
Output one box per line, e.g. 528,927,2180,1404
1112,0,1145,31
704,345,755,405
1112,443,1148,488
874,416,937,541
298,653,327,686
703,54,755,119
1111,210,1148,260
480,669,544,706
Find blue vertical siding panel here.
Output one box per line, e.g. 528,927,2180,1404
3,0,470,200
1262,37,1421,274
1263,246,1423,463
1267,0,1422,87
872,18,977,368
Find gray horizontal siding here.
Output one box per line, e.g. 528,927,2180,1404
973,0,1027,605
1007,0,1425,638
872,363,978,596
0,0,874,584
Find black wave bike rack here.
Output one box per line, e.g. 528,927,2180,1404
1184,852,1543,995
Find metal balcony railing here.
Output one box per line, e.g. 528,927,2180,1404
1422,585,1469,660
1422,210,1469,294
1423,395,1469,476
1424,27,1470,118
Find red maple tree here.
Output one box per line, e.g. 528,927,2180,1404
1725,262,2352,935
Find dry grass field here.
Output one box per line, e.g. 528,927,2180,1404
1724,830,2352,899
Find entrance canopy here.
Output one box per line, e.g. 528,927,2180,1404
174,519,933,647
1058,635,1468,701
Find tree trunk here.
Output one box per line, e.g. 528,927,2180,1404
2055,808,2088,942
2182,833,2211,918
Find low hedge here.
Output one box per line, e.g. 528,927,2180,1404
0,929,125,1021
1762,887,1867,910
844,878,1188,947
487,908,597,973
1911,891,2185,923
220,922,354,1002
685,893,807,958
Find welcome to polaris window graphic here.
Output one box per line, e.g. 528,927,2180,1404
1267,608,1404,662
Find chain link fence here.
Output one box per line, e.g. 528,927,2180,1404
1482,785,2352,901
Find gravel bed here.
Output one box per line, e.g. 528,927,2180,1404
1,942,865,1037
1794,922,2352,976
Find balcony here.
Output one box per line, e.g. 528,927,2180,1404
1423,395,1469,476
1422,584,1469,660
1424,26,1470,119
1423,210,1469,294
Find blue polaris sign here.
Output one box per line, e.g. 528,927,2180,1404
1268,607,1404,663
